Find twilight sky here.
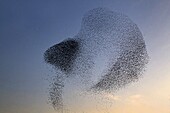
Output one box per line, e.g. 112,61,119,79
0,0,170,113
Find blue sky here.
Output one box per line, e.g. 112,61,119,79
1,0,170,113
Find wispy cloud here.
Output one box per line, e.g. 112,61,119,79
128,94,144,104
129,94,143,99
105,94,121,101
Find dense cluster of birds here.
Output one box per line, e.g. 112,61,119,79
44,7,148,112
